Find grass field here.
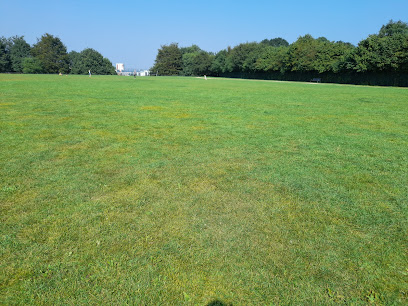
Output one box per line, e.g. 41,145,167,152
1,74,407,304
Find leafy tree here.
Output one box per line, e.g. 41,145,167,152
182,46,214,76
316,37,329,43
285,35,353,73
314,39,354,73
225,42,261,72
255,46,289,73
31,33,69,74
69,48,115,75
377,20,408,72
343,33,407,73
22,57,43,74
342,20,408,73
396,34,408,72
68,51,81,74
181,45,201,76
151,43,183,76
10,36,31,72
210,50,228,75
379,20,408,37
261,37,289,47
180,44,202,55
242,43,269,72
182,52,196,76
330,42,355,73
101,57,116,75
0,37,11,72
286,35,318,72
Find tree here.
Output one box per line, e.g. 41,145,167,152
69,48,115,75
344,34,408,73
181,45,214,76
10,36,31,72
286,35,318,72
255,46,289,73
330,42,355,73
0,37,11,72
68,51,81,74
22,57,43,74
377,20,408,72
242,43,268,72
180,44,202,55
284,35,353,73
151,43,183,76
102,57,116,75
31,33,69,73
261,37,289,47
182,52,198,76
225,42,261,72
210,50,228,75
313,39,354,73
379,20,408,37
337,21,408,73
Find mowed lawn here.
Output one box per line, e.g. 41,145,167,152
1,74,407,304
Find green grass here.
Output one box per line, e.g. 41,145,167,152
1,74,407,304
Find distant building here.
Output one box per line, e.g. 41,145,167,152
119,71,133,76
116,63,124,73
115,65,151,77
137,70,150,77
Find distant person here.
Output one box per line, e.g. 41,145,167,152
133,70,136,78
89,70,91,77
204,75,207,80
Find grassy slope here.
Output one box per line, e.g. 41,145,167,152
1,74,407,304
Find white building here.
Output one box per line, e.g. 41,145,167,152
116,63,124,73
137,70,150,76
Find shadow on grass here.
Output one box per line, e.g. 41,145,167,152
206,300,232,306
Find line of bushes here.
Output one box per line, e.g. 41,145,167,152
0,33,115,75
151,20,408,87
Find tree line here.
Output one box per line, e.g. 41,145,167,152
0,33,115,75
151,20,408,86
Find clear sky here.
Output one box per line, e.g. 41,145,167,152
1,0,407,70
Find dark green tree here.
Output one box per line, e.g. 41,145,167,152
330,41,355,73
396,34,408,72
22,57,44,74
101,57,116,75
68,51,81,74
242,43,268,72
260,37,289,47
225,42,261,72
182,52,198,76
151,43,183,76
31,33,69,74
10,36,31,72
255,46,289,73
210,50,228,75
344,34,407,72
334,21,408,73
180,44,202,55
314,39,354,73
285,35,353,73
286,35,318,72
69,48,115,75
181,46,214,76
0,37,11,72
379,20,408,37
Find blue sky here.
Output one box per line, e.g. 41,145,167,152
1,0,407,70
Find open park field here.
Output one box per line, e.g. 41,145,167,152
1,74,407,304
